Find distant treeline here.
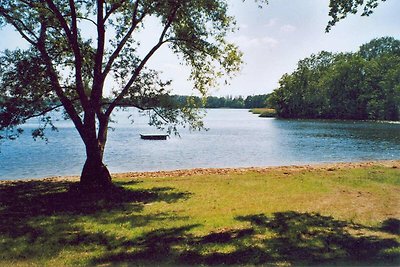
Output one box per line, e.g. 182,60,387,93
173,94,272,109
269,37,400,121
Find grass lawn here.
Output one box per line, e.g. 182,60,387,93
0,161,399,266
249,108,277,117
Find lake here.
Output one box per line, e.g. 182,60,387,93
0,109,399,180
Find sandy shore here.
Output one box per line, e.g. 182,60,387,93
2,160,399,184
113,160,400,178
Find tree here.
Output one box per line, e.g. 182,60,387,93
244,94,271,109
358,36,400,60
270,37,400,121
326,0,387,32
0,0,247,191
0,0,387,191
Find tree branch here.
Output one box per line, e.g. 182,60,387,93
69,0,89,109
21,103,65,122
104,4,179,118
36,22,85,138
101,101,158,113
44,0,73,39
104,0,128,22
102,0,143,81
76,16,98,26
159,4,179,43
152,108,170,124
92,0,106,105
105,39,169,118
0,8,37,46
45,0,89,110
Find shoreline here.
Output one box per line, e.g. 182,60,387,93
2,159,399,184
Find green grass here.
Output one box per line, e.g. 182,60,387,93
250,108,277,117
0,163,399,266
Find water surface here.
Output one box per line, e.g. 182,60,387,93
1,109,399,179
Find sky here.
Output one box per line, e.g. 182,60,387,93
220,0,400,96
0,0,399,97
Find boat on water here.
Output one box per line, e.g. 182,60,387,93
140,134,169,140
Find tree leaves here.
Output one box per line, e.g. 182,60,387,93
326,0,386,32
270,37,400,121
0,0,245,143
0,49,61,140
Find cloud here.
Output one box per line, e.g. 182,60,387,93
163,63,182,70
233,35,262,48
280,24,297,33
261,37,279,48
264,18,278,28
239,23,249,30
231,35,279,49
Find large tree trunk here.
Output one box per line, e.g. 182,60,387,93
79,139,112,191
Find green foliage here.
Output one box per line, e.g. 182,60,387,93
172,94,272,109
270,37,400,121
206,95,245,108
244,94,272,108
0,0,253,183
326,0,386,32
359,36,400,60
0,49,59,140
0,1,246,140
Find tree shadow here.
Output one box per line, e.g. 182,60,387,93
92,211,399,266
380,218,400,235
0,179,191,262
0,180,191,216
93,224,201,265
235,212,400,266
1,180,398,266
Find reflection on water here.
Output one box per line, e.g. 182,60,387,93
1,109,399,179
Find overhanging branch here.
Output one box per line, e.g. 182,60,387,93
101,101,169,124
21,103,66,122
0,8,38,46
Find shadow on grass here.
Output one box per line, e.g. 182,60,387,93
0,179,191,262
93,212,399,266
0,180,398,266
234,212,399,266
381,218,400,235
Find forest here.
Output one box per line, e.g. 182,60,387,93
173,94,271,109
269,37,400,120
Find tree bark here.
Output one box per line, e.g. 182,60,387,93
79,138,112,191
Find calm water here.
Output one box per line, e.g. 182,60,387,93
0,109,399,180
